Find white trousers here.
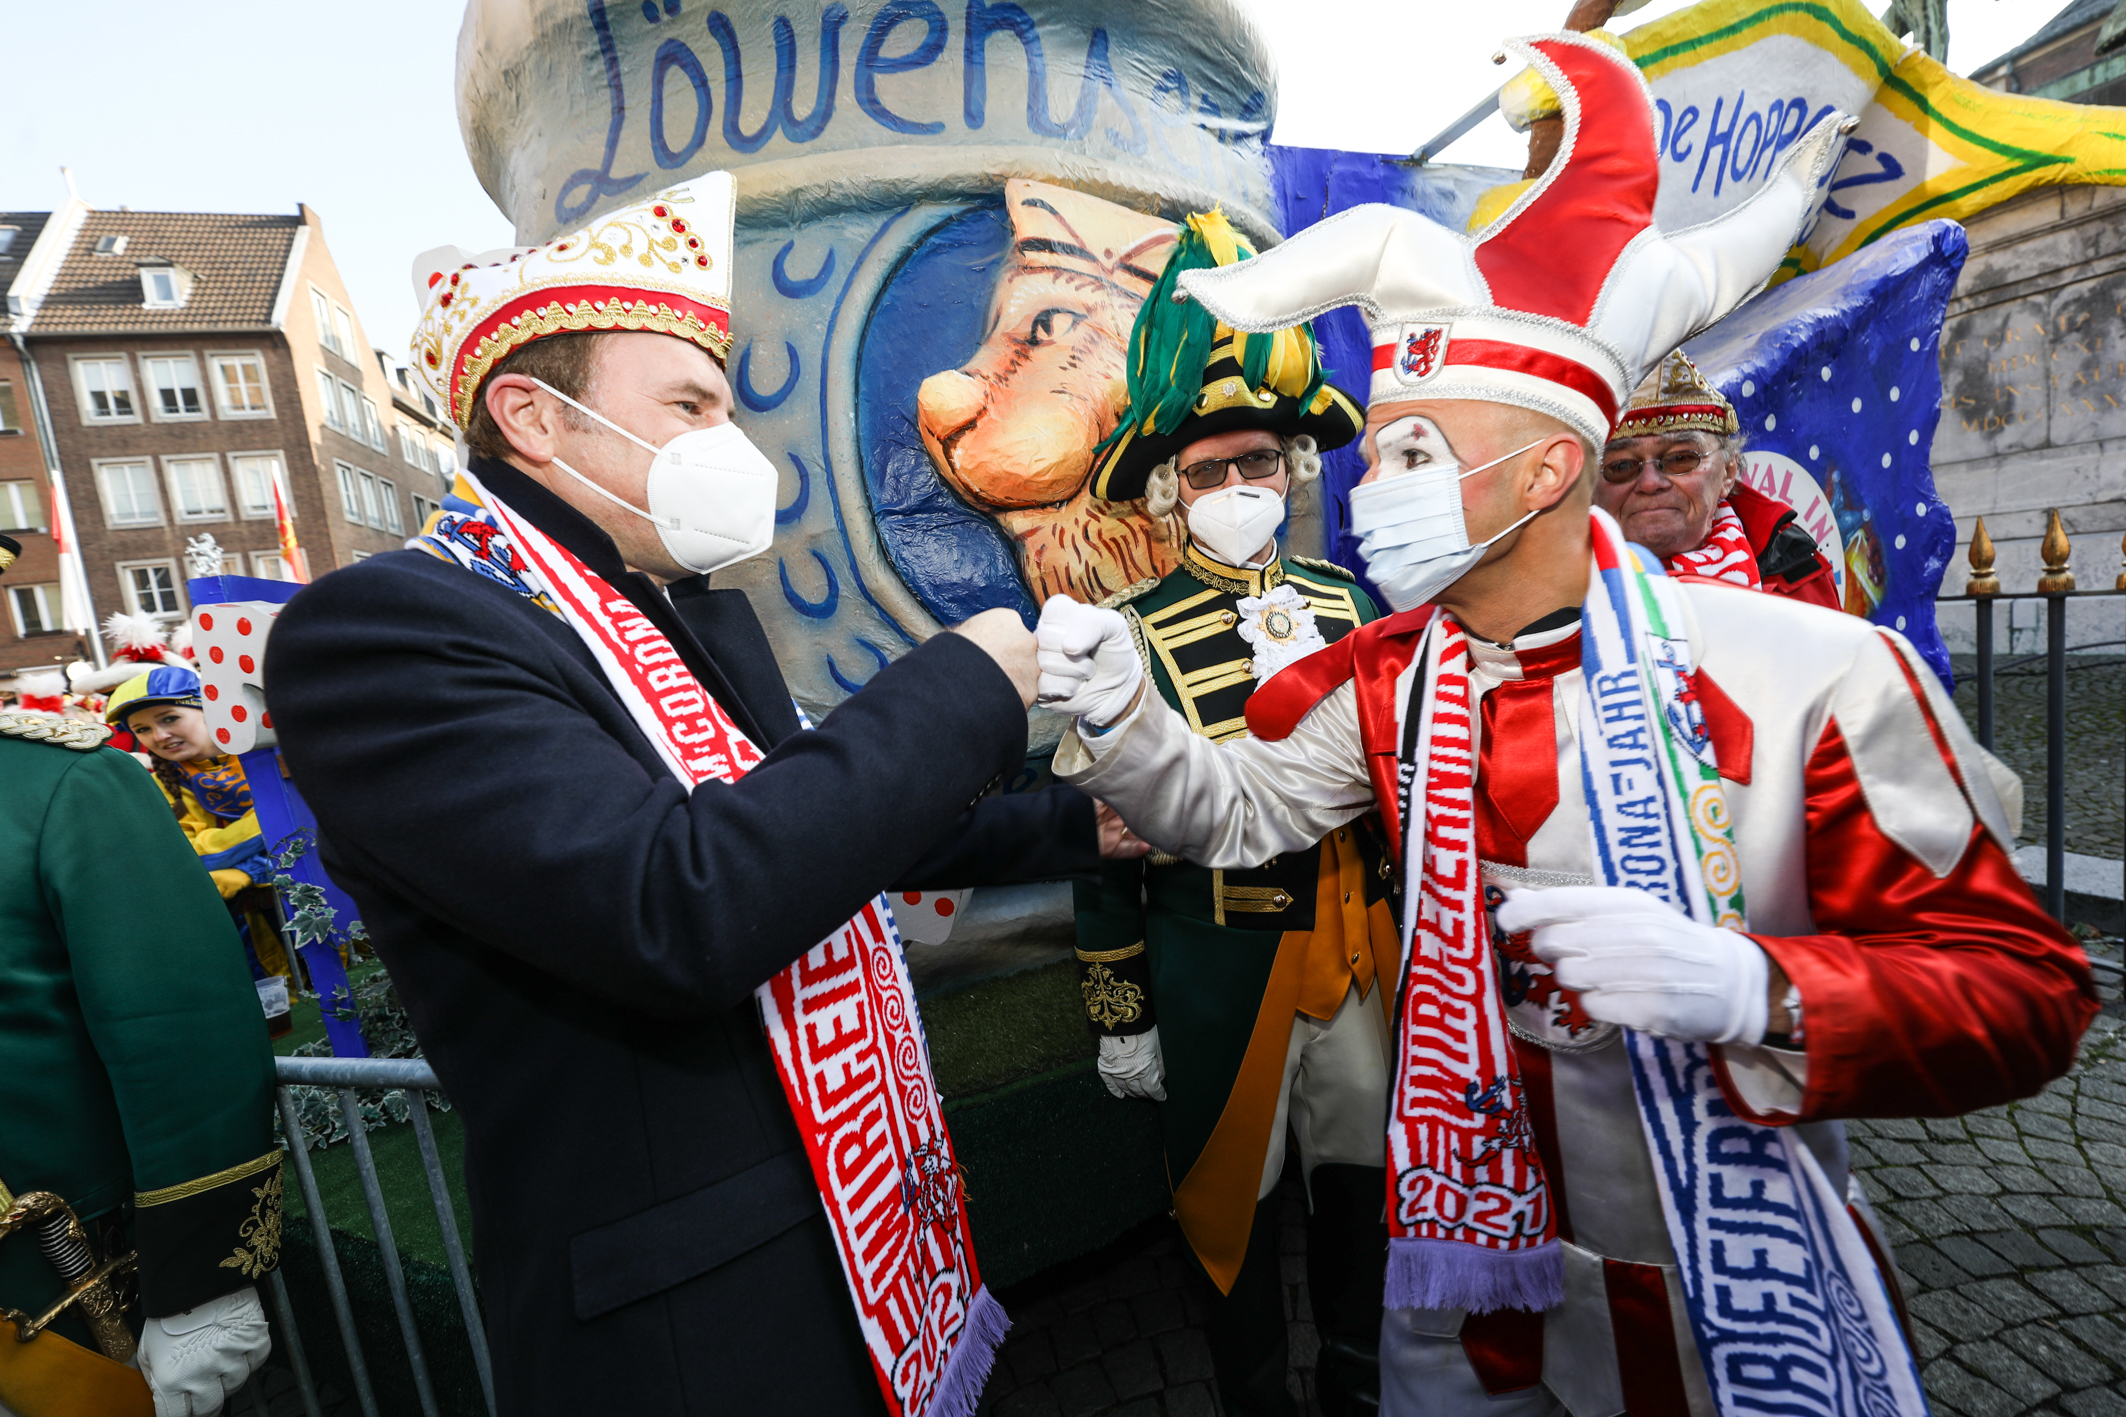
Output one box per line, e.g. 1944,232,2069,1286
1258,983,1392,1201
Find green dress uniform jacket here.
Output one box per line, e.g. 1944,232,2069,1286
1072,548,1396,1289
0,722,282,1334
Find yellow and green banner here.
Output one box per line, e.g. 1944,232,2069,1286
1493,0,2126,281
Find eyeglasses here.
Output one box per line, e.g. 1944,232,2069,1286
1180,449,1285,491
1599,447,1710,484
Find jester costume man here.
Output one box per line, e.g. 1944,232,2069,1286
1074,212,1390,1416
1039,35,2092,1417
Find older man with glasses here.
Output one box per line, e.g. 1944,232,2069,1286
1593,352,1839,609
1066,212,1395,1417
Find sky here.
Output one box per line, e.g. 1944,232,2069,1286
0,0,2059,366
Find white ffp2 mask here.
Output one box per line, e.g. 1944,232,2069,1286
1184,484,1286,568
1347,427,1545,612
531,377,778,577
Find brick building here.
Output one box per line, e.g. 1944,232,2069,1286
0,211,84,678
0,198,455,688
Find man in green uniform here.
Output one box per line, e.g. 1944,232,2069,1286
1070,212,1398,1417
0,696,282,1416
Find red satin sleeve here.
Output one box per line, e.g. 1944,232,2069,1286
1741,721,2096,1122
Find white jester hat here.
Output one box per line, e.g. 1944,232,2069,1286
409,174,737,430
1174,34,1855,448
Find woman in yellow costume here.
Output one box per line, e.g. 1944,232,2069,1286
106,667,294,985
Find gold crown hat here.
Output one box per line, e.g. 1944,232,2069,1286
409,174,736,429
1170,34,1854,449
1613,351,1739,439
1088,210,1362,504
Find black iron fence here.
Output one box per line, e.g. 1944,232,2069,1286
1946,509,2125,935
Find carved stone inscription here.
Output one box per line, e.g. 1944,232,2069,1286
1936,270,2126,465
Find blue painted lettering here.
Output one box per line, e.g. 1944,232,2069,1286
557,0,647,223
1729,103,1763,185
706,7,850,153
650,38,712,169
962,0,1124,142
1668,104,1698,163
1654,98,1673,158
857,0,948,135
1693,90,1741,197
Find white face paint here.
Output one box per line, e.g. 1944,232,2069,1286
1348,416,1545,611
1368,414,1459,478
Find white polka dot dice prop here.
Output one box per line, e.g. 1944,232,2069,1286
893,890,969,946
192,601,281,754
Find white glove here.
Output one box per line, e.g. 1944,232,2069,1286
1035,595,1144,728
1495,886,1769,1045
1098,1028,1167,1101
138,1285,271,1417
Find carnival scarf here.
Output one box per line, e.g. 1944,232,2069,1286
1665,499,1760,588
1387,509,1925,1416
417,473,1006,1417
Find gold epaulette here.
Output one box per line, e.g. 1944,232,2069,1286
1288,556,1357,583
1096,577,1164,610
0,711,110,752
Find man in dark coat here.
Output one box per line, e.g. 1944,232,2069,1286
265,181,1120,1416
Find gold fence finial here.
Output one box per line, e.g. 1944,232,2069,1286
1966,517,1999,596
2038,508,2075,594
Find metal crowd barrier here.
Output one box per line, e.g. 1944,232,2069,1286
264,1056,495,1417
1948,510,2126,945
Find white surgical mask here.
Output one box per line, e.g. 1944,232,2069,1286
531,377,777,577
1347,423,1545,612
1184,484,1286,568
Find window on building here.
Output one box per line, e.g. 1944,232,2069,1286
139,263,191,310
398,425,423,468
317,370,343,432
411,492,441,529
362,397,386,451
0,482,40,532
337,381,364,439
96,461,160,527
120,561,184,619
94,234,128,257
0,380,20,433
376,477,403,535
164,456,226,522
75,358,136,422
8,583,60,637
209,354,270,417
0,228,19,257
356,469,382,528
313,288,342,358
250,553,294,581
230,454,284,520
334,305,355,360
142,355,205,419
335,462,362,524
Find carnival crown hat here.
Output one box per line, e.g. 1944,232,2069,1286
409,174,737,429
1613,350,1738,440
1173,34,1854,450
1089,211,1362,503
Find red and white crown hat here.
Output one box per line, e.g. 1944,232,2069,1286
1175,35,1853,449
410,174,736,429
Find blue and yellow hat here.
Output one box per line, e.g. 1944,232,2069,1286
105,666,203,725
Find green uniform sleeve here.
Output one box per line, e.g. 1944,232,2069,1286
39,750,281,1316
1072,859,1155,1038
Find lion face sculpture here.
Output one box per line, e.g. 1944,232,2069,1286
916,180,1182,604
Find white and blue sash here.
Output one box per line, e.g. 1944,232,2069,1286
1579,508,1926,1416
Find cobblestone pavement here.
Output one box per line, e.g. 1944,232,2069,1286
982,947,2126,1417
1847,938,2126,1417
1949,654,2125,861
980,1169,1328,1417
